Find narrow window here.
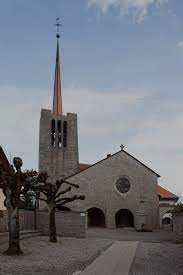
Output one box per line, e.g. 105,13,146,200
63,121,67,147
51,119,56,147
57,120,62,147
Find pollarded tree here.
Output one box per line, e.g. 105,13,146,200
0,157,37,255
35,172,85,242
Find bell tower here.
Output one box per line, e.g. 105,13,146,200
39,19,79,181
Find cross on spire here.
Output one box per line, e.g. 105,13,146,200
54,17,62,38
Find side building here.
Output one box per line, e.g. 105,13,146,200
0,146,11,210
158,186,178,228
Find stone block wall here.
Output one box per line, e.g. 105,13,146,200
0,210,8,232
37,211,87,238
173,213,183,243
0,210,87,238
66,150,160,230
0,210,35,233
39,109,79,183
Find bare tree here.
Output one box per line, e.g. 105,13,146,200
35,172,85,242
0,157,36,255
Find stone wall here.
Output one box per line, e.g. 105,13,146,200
66,150,160,230
0,209,87,238
0,210,35,233
39,109,79,183
37,211,87,238
0,191,6,211
173,213,183,243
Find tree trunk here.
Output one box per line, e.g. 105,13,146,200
4,207,22,255
49,207,57,242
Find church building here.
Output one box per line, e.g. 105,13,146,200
39,32,177,231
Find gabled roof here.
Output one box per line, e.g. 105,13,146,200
158,185,178,200
67,149,160,180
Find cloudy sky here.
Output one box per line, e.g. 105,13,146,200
0,0,183,198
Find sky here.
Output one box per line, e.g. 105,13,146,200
0,0,183,199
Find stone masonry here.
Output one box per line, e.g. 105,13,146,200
65,150,160,230
39,109,79,182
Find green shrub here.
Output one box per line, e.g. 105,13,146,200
174,203,183,213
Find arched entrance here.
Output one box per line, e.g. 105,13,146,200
115,209,134,227
162,212,172,228
162,217,171,225
87,208,105,227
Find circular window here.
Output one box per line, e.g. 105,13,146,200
116,176,130,194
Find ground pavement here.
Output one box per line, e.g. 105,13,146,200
0,228,182,274
86,228,183,275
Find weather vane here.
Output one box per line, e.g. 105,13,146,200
54,17,62,38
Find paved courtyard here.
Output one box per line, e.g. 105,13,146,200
87,227,175,243
0,236,113,275
130,242,183,275
0,228,182,274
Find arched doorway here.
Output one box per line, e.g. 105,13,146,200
115,209,134,227
162,212,172,228
87,208,105,227
162,217,171,225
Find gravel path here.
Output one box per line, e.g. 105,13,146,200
0,236,113,275
130,242,183,275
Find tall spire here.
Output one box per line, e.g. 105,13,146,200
53,18,63,115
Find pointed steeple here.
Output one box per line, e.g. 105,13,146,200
53,36,63,115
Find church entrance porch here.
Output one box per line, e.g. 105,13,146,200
87,208,105,227
115,209,134,227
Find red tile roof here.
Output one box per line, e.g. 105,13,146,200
158,185,178,200
79,163,92,171
79,163,178,200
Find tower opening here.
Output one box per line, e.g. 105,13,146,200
63,121,67,147
51,119,56,147
57,120,62,147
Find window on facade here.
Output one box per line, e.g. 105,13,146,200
63,121,67,147
51,119,56,147
116,176,130,194
57,120,62,147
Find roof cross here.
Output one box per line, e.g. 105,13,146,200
54,17,62,38
120,144,125,151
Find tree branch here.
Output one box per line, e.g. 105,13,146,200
56,195,85,206
63,180,79,189
55,187,71,199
